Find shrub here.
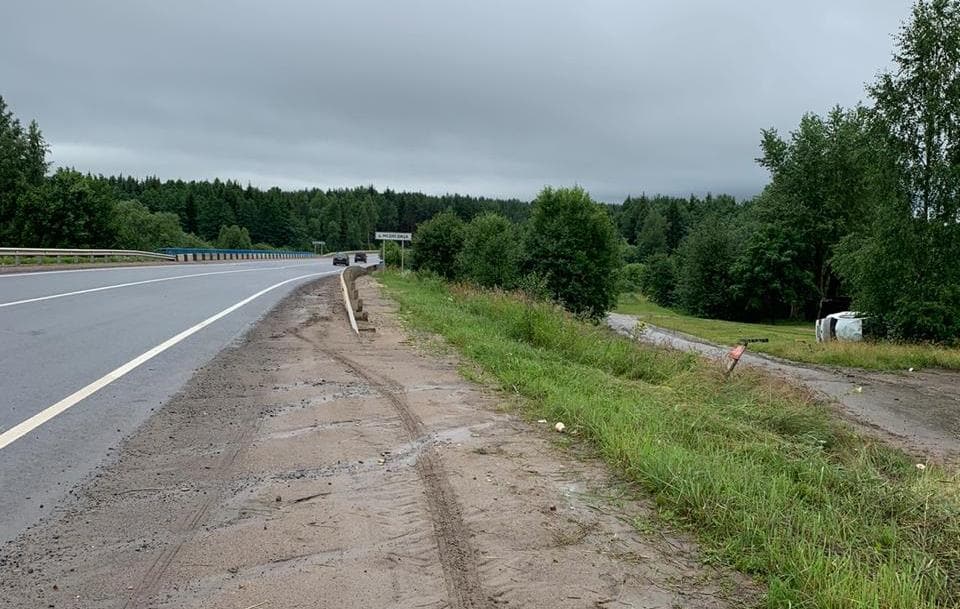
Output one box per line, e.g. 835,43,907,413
515,272,552,302
618,262,645,293
621,243,643,264
888,295,960,343
216,224,253,250
13,169,116,248
675,221,738,318
458,213,521,288
524,186,621,319
835,206,960,343
639,254,676,306
411,210,465,279
383,240,403,267
112,199,202,251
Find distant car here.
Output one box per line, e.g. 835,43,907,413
332,253,349,266
354,251,367,263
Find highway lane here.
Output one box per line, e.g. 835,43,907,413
0,259,314,306
0,256,375,544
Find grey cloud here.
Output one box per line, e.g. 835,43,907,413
2,0,909,201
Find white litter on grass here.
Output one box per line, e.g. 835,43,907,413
537,419,548,424
554,422,566,433
909,367,915,372
916,463,927,471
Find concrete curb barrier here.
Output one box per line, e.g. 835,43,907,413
340,264,376,334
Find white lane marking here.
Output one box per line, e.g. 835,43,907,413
0,257,329,279
0,271,335,451
0,262,330,309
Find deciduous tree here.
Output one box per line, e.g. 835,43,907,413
524,186,621,318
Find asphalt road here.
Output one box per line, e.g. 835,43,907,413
0,255,375,545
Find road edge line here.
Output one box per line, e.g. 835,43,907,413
0,271,335,451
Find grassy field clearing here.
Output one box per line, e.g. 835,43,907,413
617,293,960,371
381,271,960,609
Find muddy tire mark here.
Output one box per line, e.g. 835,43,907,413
291,318,489,609
328,350,488,609
122,388,261,608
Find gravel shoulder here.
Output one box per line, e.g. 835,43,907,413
608,313,960,463
0,276,755,609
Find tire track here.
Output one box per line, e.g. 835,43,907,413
290,297,489,609
121,423,258,609
321,348,490,609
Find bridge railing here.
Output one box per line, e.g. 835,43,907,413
158,248,314,262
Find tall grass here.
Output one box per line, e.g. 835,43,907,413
382,272,960,609
617,293,960,371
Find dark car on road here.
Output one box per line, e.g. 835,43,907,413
332,252,349,266
354,251,367,263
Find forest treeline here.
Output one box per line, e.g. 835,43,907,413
0,103,528,253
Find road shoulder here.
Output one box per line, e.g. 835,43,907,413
0,276,755,608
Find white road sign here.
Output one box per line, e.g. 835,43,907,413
375,231,412,241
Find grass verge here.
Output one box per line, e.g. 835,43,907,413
381,271,960,609
617,292,960,371
0,255,162,267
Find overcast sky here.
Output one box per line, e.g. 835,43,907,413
2,1,911,201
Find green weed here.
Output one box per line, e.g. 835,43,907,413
617,293,960,371
381,271,960,609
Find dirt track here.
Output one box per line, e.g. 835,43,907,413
608,313,960,463
1,276,754,608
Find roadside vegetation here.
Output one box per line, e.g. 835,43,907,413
0,254,170,267
609,1,960,345
381,270,960,609
618,293,960,371
411,186,621,318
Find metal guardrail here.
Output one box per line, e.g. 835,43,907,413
0,247,176,264
0,246,380,266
